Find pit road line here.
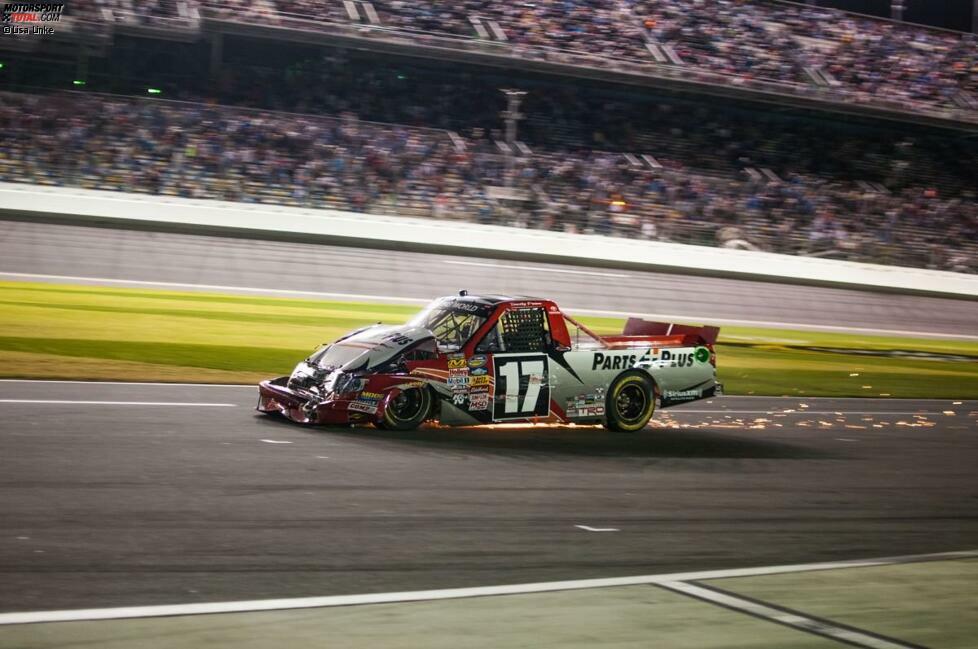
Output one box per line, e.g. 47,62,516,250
1,549,975,625
657,581,924,649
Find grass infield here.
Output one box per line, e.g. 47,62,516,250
0,281,976,398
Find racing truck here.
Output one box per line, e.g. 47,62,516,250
258,292,721,431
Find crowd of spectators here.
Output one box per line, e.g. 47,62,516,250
639,0,810,84
67,0,183,24
194,54,977,198
1,92,974,273
61,0,977,116
224,0,977,113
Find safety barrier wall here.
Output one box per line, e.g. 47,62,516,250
1,182,975,299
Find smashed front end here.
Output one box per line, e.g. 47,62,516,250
257,362,370,425
257,323,436,426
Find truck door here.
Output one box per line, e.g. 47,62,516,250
474,307,551,421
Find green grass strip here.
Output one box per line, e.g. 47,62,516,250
0,280,975,397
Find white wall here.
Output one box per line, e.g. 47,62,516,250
1,182,975,299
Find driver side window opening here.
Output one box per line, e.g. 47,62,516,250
426,310,484,349
476,308,550,354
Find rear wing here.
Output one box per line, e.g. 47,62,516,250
623,318,720,345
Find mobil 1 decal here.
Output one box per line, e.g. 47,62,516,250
492,353,550,420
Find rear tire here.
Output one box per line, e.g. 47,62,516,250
603,372,655,433
377,387,432,431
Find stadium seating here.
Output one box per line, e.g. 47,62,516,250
1,92,973,273
62,0,977,117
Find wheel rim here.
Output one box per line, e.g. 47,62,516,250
388,389,424,422
615,384,648,423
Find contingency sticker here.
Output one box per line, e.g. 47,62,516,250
447,366,470,390
468,390,490,411
349,391,382,414
565,393,605,418
447,355,467,369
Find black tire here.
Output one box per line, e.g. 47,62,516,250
603,371,655,433
377,387,432,431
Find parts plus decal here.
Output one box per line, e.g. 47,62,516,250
591,349,656,371
694,347,710,363
660,349,697,368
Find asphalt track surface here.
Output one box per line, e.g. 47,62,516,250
1,220,977,337
1,222,976,618
1,380,976,613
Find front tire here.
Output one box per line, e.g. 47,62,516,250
377,387,432,431
604,372,655,432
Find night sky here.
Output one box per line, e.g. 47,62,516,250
812,0,974,32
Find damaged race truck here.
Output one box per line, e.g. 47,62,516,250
258,292,722,432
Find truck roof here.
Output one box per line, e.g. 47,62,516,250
446,293,549,308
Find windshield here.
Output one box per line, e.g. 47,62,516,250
406,299,488,349
307,343,367,369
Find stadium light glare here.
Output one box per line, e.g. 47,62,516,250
147,88,162,95
72,80,86,86
0,63,4,70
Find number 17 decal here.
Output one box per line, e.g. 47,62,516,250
493,354,550,420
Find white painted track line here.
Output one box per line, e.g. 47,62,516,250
665,410,952,415
0,272,430,304
564,306,978,341
659,581,920,649
0,379,254,387
0,400,236,407
0,273,431,304
1,549,974,625
444,260,630,278
3,271,976,340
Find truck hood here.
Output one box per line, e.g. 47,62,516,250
310,324,435,373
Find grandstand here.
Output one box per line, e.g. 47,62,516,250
0,0,975,273
48,0,978,122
